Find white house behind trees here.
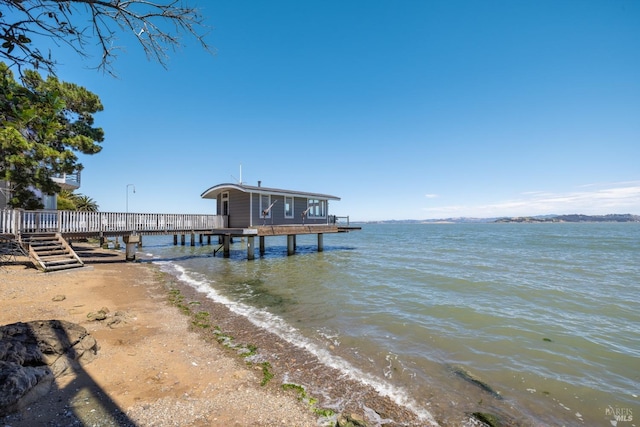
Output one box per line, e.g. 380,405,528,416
0,172,81,210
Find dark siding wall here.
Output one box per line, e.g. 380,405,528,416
228,190,251,228
250,193,260,225
270,195,286,224
293,196,307,224
253,193,284,226
254,194,328,225
227,190,331,227
280,196,328,225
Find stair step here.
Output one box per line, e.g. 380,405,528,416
36,244,67,249
31,244,66,249
38,253,75,262
38,249,69,256
26,233,84,272
29,240,61,245
45,263,84,272
44,259,81,266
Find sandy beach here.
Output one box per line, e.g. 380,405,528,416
0,244,429,427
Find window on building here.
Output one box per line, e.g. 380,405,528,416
260,194,271,218
307,199,326,218
284,196,294,218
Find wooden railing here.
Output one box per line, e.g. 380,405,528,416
1,209,19,236
51,171,81,187
1,209,226,236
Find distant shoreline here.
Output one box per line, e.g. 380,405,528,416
494,214,640,223
358,213,640,224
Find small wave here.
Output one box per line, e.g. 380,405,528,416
155,260,438,426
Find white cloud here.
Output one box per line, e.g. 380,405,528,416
422,181,640,218
424,193,439,199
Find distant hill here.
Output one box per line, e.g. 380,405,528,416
494,214,640,223
360,214,640,224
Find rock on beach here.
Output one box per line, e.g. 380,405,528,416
0,320,98,415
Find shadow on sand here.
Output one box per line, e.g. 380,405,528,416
70,244,125,264
0,320,138,426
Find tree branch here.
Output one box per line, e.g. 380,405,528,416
0,0,212,75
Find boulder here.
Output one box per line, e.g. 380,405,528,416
0,320,99,415
0,361,53,415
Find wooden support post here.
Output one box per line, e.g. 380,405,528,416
207,235,211,245
259,236,265,255
287,235,295,256
247,236,255,260
318,233,324,252
223,234,230,258
293,235,297,250
199,234,203,245
181,234,185,246
137,235,143,248
173,235,178,245
124,235,140,262
190,233,195,247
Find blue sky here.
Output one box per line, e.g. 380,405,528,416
47,1,639,221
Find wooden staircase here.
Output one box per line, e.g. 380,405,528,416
25,233,84,272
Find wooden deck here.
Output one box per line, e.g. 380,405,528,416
1,209,359,261
206,224,358,238
1,209,226,238
255,225,341,236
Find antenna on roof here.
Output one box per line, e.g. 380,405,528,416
231,164,243,184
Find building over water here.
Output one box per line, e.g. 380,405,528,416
200,182,341,227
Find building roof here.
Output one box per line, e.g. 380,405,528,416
201,183,341,201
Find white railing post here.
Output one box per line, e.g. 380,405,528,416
15,210,20,238
4,210,222,237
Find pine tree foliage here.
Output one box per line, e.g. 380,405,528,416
0,62,103,208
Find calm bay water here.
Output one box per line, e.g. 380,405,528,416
138,223,639,426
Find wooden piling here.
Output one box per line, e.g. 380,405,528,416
287,235,295,256
247,236,255,260
223,234,230,258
